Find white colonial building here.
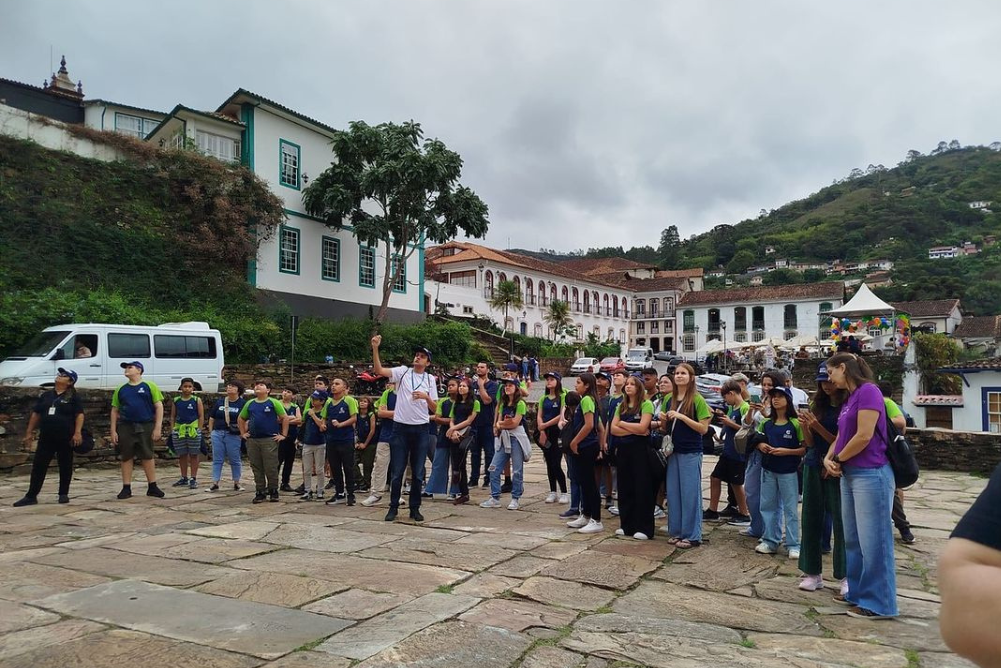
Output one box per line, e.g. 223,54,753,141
890,299,963,335
675,282,845,358
425,242,633,343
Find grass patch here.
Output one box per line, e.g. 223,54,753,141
295,638,325,652
804,609,820,622
740,638,757,649
905,649,921,668
609,661,644,668
435,584,454,594
498,589,517,599
595,604,614,614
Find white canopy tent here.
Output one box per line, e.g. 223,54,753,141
697,339,726,355
828,283,895,316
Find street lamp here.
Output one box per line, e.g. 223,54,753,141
721,321,728,373
694,325,700,363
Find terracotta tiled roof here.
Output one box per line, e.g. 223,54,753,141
677,282,844,307
953,315,1001,339
561,257,656,275
656,268,704,279
913,395,964,406
939,358,1001,371
593,273,689,293
216,88,338,135
890,299,961,318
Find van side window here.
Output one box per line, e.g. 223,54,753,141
108,333,151,359
154,335,217,359
73,335,98,358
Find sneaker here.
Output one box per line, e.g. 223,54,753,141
703,509,720,521
334,492,347,502
403,484,411,494
147,484,165,498
604,497,613,510
558,493,569,504
833,593,854,606
268,489,279,502
900,528,916,544
719,505,739,518
209,483,220,492
578,519,604,534
799,575,824,591
421,492,434,499
361,494,382,507
608,506,619,516
653,506,665,519
294,484,306,495
300,491,312,501
233,483,244,491
788,548,800,559
507,499,520,510
738,528,760,537
840,578,849,598
385,508,398,522
409,510,425,522
481,480,489,488
559,508,581,519
280,484,293,492
615,528,626,536
567,515,589,528
846,606,893,620
728,515,751,526
480,497,501,508
12,496,37,507
755,542,777,555
316,491,324,500
324,497,338,506
347,496,356,506
325,479,336,490
453,495,469,505
544,492,558,503
633,532,649,541
172,477,189,487
252,492,266,504
189,478,198,489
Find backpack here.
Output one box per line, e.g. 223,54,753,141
885,417,919,489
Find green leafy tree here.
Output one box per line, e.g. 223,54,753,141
762,268,804,286
583,332,621,358
303,121,489,327
658,225,681,268
726,250,757,274
544,300,574,341
489,280,523,332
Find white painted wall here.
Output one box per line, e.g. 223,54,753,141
0,103,122,161
956,373,1001,432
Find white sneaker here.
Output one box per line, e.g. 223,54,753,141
567,515,589,528
633,532,649,541
544,492,558,503
799,574,824,591
755,542,777,555
480,497,501,508
507,499,520,510
653,506,665,519
578,519,604,534
615,528,625,536
788,548,800,559
360,494,382,507
558,493,569,504
840,578,849,597
658,525,672,534
608,505,619,516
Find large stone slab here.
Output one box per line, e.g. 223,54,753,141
652,537,779,591
592,537,676,562
0,629,262,668
36,547,230,587
338,519,468,542
540,551,659,590
747,633,909,668
121,536,279,563
453,532,549,550
459,598,576,633
304,588,413,620
489,555,552,578
513,576,617,611
354,620,532,668
231,549,470,596
0,563,112,602
196,571,347,608
356,537,518,571
530,541,590,560
452,573,521,598
186,520,280,540
260,651,351,667
261,524,401,553
0,598,59,633
316,592,479,660
34,580,352,660
521,645,587,668
575,612,742,644
819,615,949,652
613,582,822,635
752,576,844,607
0,546,67,563
0,620,105,662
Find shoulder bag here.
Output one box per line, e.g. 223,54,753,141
885,416,919,489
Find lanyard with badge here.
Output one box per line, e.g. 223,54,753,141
409,370,428,400
49,392,66,416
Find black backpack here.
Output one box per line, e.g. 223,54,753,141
885,417,919,489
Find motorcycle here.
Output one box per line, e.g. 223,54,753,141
352,365,387,397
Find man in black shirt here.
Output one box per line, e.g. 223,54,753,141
940,463,1001,667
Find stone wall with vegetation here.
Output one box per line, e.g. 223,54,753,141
909,428,1001,476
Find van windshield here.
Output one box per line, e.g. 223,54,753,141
11,330,71,357
626,351,647,359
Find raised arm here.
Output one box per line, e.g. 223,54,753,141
371,335,392,379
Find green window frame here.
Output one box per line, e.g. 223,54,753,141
279,139,301,190
278,225,300,275
392,256,406,293
359,245,376,288
321,236,340,282
683,309,695,332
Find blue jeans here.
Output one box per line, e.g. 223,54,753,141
211,431,242,483
389,423,429,511
760,469,801,551
744,449,764,537
565,450,581,511
665,452,702,542
469,423,495,485
425,438,457,495
488,437,525,500
841,464,898,616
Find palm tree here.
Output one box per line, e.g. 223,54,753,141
544,300,574,341
489,280,524,332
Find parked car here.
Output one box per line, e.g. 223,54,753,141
570,357,599,375
653,351,675,362
599,357,626,373
624,347,654,371
695,373,732,403
666,357,705,377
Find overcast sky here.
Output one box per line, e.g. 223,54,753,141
5,1,1001,252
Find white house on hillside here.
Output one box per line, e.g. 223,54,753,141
890,299,963,335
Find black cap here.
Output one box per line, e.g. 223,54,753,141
413,346,432,362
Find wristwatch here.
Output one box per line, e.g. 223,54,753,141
831,453,842,465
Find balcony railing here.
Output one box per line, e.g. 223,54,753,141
752,321,765,331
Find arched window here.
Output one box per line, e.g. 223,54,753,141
576,324,583,340
603,293,610,316
650,298,659,317
540,281,548,306
592,291,599,313
619,328,626,343
513,275,521,296
635,299,646,316
593,325,601,337
526,278,534,305
583,290,591,314
485,271,494,299
665,298,674,316
572,288,580,312
499,271,507,283
562,285,569,303
613,297,620,317
621,296,628,318
608,327,614,340
534,323,543,337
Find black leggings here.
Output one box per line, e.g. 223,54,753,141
617,439,654,536
27,438,73,497
326,440,355,497
450,439,470,497
573,446,600,521
278,437,297,486
542,442,567,493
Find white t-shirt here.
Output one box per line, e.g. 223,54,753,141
390,366,439,425
788,385,810,408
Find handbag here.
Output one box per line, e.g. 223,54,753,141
224,398,242,436
734,423,754,456
72,427,95,455
661,416,676,458
885,416,919,489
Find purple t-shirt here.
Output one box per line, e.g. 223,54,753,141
834,382,888,468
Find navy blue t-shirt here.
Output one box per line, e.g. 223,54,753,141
282,403,301,441
173,396,200,425
759,419,804,474
472,379,498,427
356,411,374,445
376,391,397,442
238,398,287,438
804,404,840,467
300,409,325,446
210,397,246,431
720,402,750,462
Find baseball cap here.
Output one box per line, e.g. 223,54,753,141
500,377,520,386
120,361,145,373
57,367,78,383
309,390,327,401
815,363,830,383
543,371,562,382
767,386,795,405
413,346,433,362
595,371,611,383
730,372,750,384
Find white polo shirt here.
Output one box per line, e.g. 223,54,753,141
390,365,439,425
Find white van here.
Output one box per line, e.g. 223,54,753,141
624,347,654,371
0,323,225,390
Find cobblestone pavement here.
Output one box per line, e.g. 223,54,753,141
0,457,983,667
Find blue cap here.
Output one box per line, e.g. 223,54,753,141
543,371,562,382
767,386,795,406
413,346,432,363
57,367,78,383
501,377,520,385
310,390,327,401
816,362,830,383
120,361,144,373
595,371,611,383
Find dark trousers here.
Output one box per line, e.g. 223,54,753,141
389,423,429,511
892,489,910,531
450,438,470,497
617,440,654,536
278,437,297,486
469,423,495,485
573,445,601,521
800,464,847,579
28,438,73,498
326,439,355,498
355,442,377,490
542,442,567,493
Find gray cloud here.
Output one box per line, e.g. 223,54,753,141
4,0,1001,252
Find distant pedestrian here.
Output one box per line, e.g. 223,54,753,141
206,380,246,492
353,396,377,493
322,378,358,506
298,391,327,500
170,378,204,490
447,378,480,505
480,378,530,510
360,383,397,507
278,387,302,492
13,368,84,506
110,361,165,500
238,381,288,504
536,372,568,504
611,375,655,539
566,373,604,534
